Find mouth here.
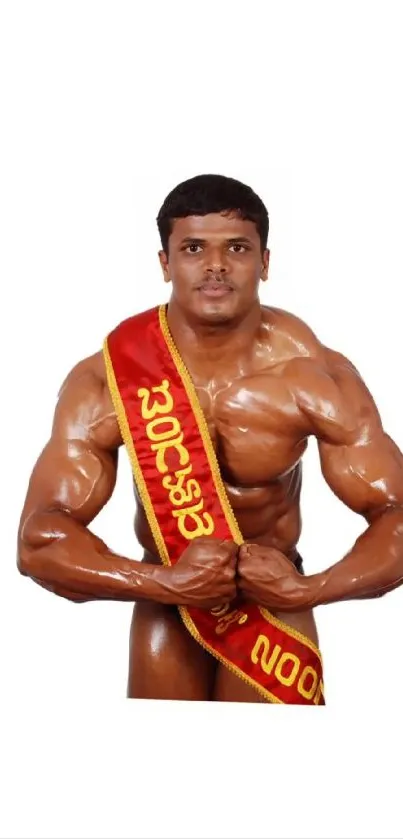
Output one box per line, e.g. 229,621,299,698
198,283,233,299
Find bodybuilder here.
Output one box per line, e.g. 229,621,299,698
17,174,403,702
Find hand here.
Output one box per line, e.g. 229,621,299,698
160,537,238,609
237,543,308,612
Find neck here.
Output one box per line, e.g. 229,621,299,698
166,297,263,375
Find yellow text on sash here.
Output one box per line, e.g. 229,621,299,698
137,380,215,540
137,379,248,630
251,634,323,703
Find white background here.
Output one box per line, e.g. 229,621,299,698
1,2,403,838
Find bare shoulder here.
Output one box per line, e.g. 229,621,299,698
294,350,380,445
55,349,121,450
261,307,382,440
261,306,326,362
58,349,107,394
263,305,362,381
18,350,122,536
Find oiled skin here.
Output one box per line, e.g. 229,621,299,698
17,211,403,701
17,306,403,701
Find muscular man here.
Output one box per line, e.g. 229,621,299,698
17,174,403,702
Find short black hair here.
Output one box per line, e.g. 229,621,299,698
156,173,269,254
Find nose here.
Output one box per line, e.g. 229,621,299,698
204,249,228,277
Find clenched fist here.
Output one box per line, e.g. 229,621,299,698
237,543,309,611
159,537,238,609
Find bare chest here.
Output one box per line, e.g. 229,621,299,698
193,370,308,487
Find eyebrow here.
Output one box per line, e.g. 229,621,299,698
179,236,254,245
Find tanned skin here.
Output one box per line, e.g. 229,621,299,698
17,212,403,701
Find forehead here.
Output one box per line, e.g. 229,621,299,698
169,212,260,243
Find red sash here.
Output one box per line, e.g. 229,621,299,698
103,305,324,705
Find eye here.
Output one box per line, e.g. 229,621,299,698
230,242,250,253
184,244,202,253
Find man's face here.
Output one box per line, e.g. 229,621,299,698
159,212,269,324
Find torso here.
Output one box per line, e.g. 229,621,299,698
97,305,329,701
133,306,321,562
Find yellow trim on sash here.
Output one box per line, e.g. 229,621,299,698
159,304,322,663
102,333,281,702
158,305,244,547
259,608,322,661
102,306,323,699
103,337,170,566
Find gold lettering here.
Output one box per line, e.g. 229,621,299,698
251,635,282,674
138,380,173,420
146,416,181,442
216,609,248,635
251,634,269,664
274,653,300,687
151,433,190,474
162,466,202,507
297,666,318,700
138,379,216,542
263,643,282,674
216,609,238,633
172,502,215,539
211,604,230,618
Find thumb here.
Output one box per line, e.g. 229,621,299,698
239,543,251,560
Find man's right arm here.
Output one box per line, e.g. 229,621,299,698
17,356,172,602
17,355,237,607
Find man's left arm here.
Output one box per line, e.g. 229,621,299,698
301,354,403,606
238,351,403,610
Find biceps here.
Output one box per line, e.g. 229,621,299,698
21,438,117,526
318,432,403,517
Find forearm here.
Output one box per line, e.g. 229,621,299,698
305,507,403,607
18,510,174,604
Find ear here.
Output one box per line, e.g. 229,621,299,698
261,249,270,282
158,250,171,283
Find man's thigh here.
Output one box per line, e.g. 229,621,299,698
127,601,216,700
128,601,319,703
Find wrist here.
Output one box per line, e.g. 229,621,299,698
256,574,326,611
298,571,330,609
246,576,315,612
147,563,179,605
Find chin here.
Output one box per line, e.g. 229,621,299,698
197,307,235,325
196,297,239,322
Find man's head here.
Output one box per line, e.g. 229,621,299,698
156,174,270,325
